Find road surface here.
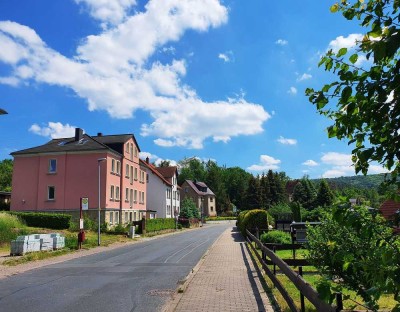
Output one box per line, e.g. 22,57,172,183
0,223,232,312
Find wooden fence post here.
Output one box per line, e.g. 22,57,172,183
336,293,343,312
299,266,305,312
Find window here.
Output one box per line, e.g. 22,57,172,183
185,187,188,193
125,164,129,178
115,186,120,200
134,147,138,157
110,185,115,200
116,161,121,175
48,159,57,173
115,212,119,224
141,192,145,204
210,197,213,202
130,189,133,207
134,168,138,180
111,159,115,173
211,206,214,211
110,212,114,224
126,143,129,153
125,188,129,202
173,191,176,200
146,173,149,183
125,212,128,223
177,193,180,201
48,186,55,200
134,190,137,203
130,166,133,184
130,143,133,160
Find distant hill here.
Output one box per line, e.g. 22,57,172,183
312,174,387,190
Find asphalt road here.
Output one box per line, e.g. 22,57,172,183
0,223,232,312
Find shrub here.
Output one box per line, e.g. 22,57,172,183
205,216,237,221
180,198,200,219
0,212,29,245
260,230,291,244
146,218,176,232
239,209,271,236
8,212,71,229
269,203,292,221
236,210,250,228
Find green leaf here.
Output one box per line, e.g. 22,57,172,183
337,47,348,57
349,53,358,64
330,3,339,13
341,86,352,102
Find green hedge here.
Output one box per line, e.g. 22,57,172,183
260,230,292,244
8,212,71,229
146,218,176,232
239,209,271,236
205,216,237,221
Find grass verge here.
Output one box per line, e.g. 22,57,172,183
249,242,396,311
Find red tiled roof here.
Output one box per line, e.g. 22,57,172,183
380,200,400,220
155,166,178,180
140,159,172,186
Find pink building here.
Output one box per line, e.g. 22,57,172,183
11,128,148,225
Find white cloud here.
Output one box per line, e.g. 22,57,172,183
297,73,312,82
139,151,177,166
218,50,234,62
247,155,281,171
302,159,318,167
328,33,363,53
287,87,297,95
75,0,137,27
320,152,390,178
275,39,288,46
321,152,351,166
0,1,270,149
277,136,297,145
29,122,78,139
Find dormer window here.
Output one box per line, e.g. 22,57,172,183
49,159,57,173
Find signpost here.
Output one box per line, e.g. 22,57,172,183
78,197,88,249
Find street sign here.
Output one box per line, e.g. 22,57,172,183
81,197,89,210
79,218,84,230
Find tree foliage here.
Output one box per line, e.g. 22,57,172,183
315,179,335,207
306,0,400,188
179,197,200,219
0,159,13,191
307,206,400,310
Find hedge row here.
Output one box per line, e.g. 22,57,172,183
237,209,271,236
146,218,176,232
205,216,237,221
8,212,71,229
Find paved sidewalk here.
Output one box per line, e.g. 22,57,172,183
167,226,274,312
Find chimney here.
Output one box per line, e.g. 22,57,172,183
75,128,83,141
97,132,103,137
146,157,149,164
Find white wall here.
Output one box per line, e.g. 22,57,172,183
146,171,170,219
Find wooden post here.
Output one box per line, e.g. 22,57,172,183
336,293,343,312
299,266,305,312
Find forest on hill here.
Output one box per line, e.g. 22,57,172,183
312,174,387,190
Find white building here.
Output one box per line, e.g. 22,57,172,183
141,158,180,218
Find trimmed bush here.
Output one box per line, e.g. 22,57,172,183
8,212,71,229
260,230,292,244
205,216,237,221
239,209,270,236
146,218,176,232
236,210,250,228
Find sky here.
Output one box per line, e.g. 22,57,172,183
0,0,389,179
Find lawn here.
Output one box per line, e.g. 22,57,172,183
249,242,397,311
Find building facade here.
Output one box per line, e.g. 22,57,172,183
180,180,216,217
141,158,180,219
11,128,146,225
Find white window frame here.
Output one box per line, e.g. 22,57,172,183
125,188,129,202
48,159,57,173
125,164,129,178
48,186,55,200
111,159,115,173
134,190,137,203
134,168,138,181
110,185,115,200
115,186,120,201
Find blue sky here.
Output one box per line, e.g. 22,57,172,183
0,0,388,179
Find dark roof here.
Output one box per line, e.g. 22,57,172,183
140,159,172,186
185,180,215,196
11,134,111,156
11,132,140,156
155,166,178,179
93,134,141,152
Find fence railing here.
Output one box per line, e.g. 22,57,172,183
246,229,343,312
